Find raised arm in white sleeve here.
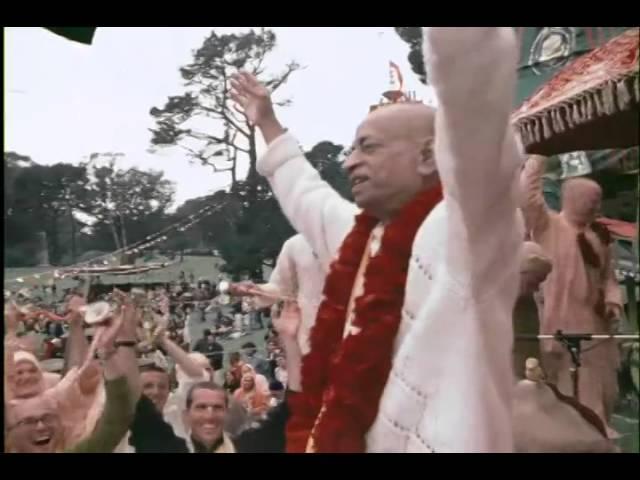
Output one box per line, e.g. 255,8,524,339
257,133,358,269
424,27,524,296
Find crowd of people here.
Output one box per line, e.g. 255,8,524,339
4,27,634,453
4,278,297,453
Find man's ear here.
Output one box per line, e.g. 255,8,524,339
417,137,435,176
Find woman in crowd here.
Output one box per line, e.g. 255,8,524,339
240,363,270,396
233,372,271,420
5,300,105,449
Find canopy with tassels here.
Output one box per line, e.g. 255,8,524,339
512,28,639,156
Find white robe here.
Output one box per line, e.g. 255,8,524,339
255,234,326,355
258,28,524,452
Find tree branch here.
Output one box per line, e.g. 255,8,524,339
185,129,225,143
198,102,250,139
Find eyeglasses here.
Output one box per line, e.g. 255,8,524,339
9,413,59,430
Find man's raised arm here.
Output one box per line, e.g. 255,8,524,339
424,28,524,292
230,72,357,266
520,155,552,237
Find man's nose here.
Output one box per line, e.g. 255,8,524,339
343,152,360,174
34,419,49,431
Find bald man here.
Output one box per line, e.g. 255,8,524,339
231,28,523,452
520,155,623,435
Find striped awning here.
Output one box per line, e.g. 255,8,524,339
513,28,639,156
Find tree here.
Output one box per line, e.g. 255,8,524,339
306,141,352,201
149,28,300,189
5,158,90,265
394,28,426,85
149,28,301,277
199,141,349,279
85,153,175,256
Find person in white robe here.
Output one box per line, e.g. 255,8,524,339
230,28,524,452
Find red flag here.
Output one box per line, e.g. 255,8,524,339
389,61,404,91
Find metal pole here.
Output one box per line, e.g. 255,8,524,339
516,334,640,340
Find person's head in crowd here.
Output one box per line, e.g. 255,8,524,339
7,351,57,400
344,102,438,221
241,373,256,392
269,380,285,404
6,395,63,453
561,177,602,227
242,342,257,358
183,382,228,450
266,341,277,355
240,363,256,378
223,370,237,389
176,352,213,384
204,329,217,344
140,365,171,412
276,356,286,370
229,351,243,367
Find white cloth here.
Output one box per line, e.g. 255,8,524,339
257,28,523,452
183,313,194,348
275,367,288,388
255,234,326,355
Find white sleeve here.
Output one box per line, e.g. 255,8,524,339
253,236,299,309
424,27,524,296
258,133,358,268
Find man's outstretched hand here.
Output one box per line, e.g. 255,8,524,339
230,72,273,126
227,281,258,297
230,71,286,144
273,301,301,341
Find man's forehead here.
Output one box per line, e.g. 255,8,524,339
192,388,226,405
9,396,56,420
141,370,170,381
355,103,436,142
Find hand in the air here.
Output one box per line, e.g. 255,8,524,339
150,325,168,348
230,72,274,126
228,281,258,297
5,302,21,333
94,313,125,351
77,361,103,395
117,298,139,342
66,294,86,324
273,301,301,340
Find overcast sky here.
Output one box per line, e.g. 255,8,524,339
5,27,434,208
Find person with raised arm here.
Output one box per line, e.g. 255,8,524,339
230,27,524,453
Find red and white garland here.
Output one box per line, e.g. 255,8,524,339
287,185,443,453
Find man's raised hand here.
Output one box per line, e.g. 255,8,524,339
273,301,301,341
230,72,274,127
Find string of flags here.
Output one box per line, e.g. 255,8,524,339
6,200,228,286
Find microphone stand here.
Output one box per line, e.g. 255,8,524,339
515,332,640,400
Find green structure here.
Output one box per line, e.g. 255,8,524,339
44,27,97,45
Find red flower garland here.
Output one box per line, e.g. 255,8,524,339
287,185,443,453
